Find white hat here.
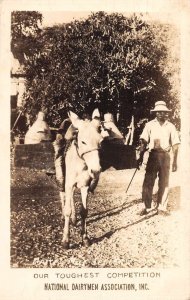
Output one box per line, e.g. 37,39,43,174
151,101,171,112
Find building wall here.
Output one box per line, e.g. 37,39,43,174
11,76,26,107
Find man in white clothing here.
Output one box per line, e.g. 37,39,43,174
137,101,180,216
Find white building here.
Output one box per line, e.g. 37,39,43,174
11,53,26,108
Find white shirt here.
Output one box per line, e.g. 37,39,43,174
140,118,180,151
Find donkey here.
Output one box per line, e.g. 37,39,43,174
61,111,103,249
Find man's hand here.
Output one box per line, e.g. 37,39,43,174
172,162,177,172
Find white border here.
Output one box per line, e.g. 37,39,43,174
0,1,190,299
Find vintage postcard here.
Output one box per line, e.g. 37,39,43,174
0,0,190,299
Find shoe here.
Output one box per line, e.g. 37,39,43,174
139,209,148,216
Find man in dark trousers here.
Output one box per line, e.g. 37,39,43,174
137,101,180,216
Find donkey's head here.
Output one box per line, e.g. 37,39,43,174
68,111,103,178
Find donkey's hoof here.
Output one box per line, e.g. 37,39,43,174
82,237,91,247
62,240,69,249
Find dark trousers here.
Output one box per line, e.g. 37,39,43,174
142,151,170,208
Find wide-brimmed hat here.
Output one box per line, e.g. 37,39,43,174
151,101,171,112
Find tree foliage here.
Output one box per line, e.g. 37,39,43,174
18,12,180,129
152,22,180,128
11,11,43,63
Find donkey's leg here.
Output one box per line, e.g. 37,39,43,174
62,186,73,249
71,193,77,226
80,186,90,247
59,191,65,218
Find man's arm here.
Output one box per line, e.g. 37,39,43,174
172,144,179,172
170,124,180,172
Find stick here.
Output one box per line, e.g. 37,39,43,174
125,167,138,193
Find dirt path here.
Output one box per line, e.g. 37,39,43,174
11,167,181,268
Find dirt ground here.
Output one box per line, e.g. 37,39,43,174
11,164,181,268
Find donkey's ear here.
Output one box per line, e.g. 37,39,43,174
68,111,81,128
68,111,79,119
92,108,100,119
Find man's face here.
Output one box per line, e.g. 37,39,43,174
156,111,169,122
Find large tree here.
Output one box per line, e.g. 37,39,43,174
21,12,180,130
11,11,43,63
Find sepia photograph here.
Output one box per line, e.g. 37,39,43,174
1,0,190,299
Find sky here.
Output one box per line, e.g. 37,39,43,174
42,11,93,27
41,10,179,27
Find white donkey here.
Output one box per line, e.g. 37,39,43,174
61,111,103,249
